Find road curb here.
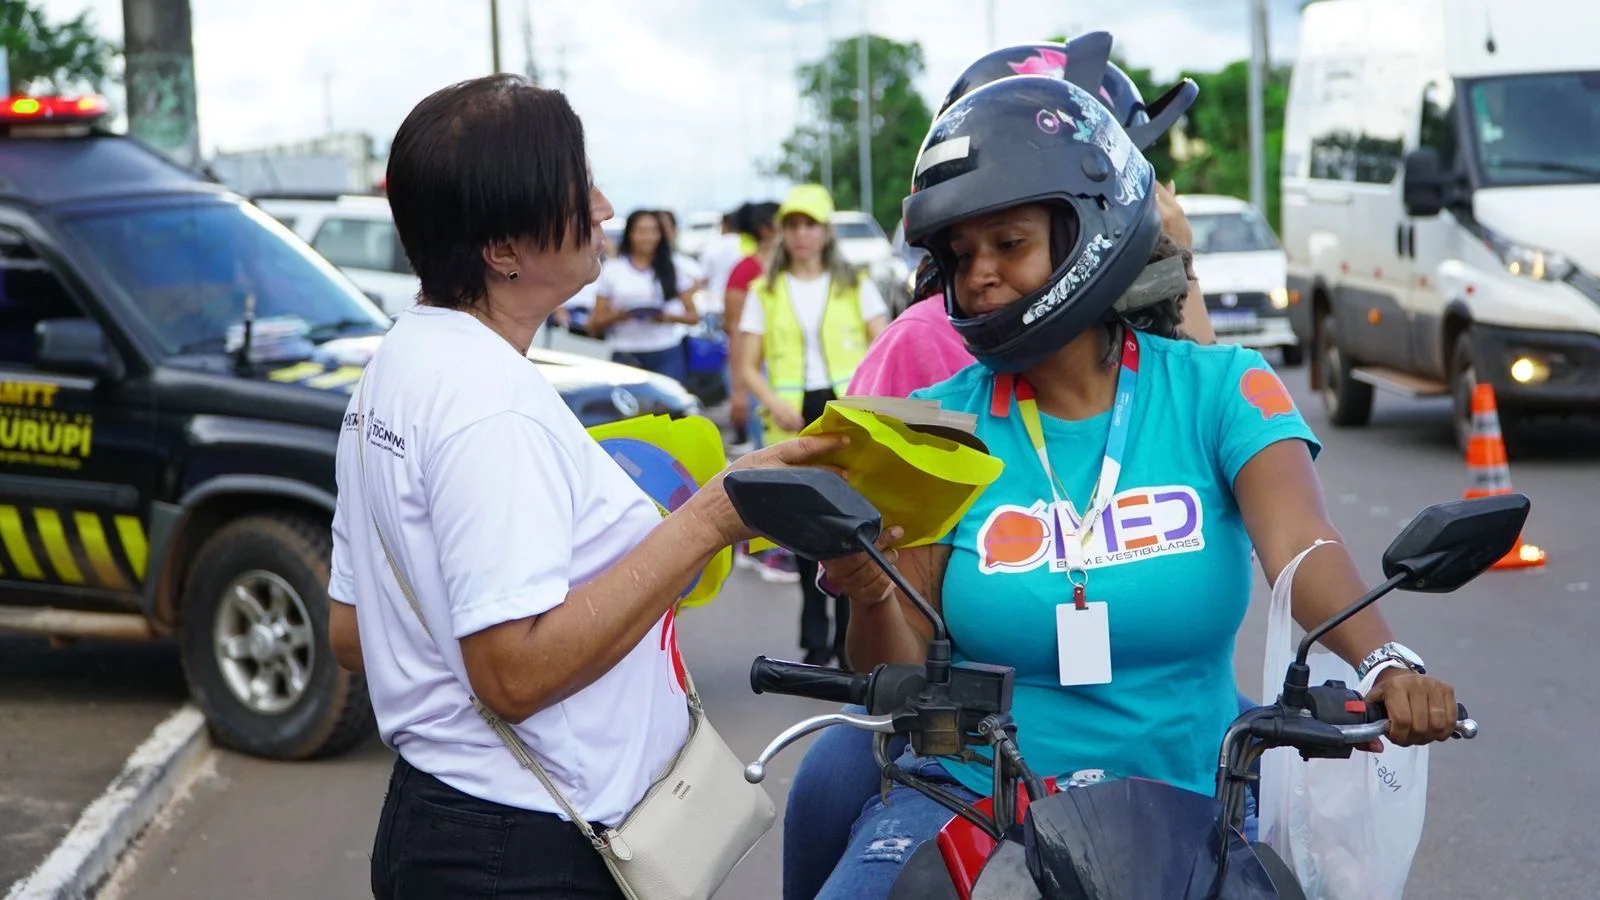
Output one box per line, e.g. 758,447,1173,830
4,705,210,900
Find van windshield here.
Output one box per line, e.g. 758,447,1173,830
1470,71,1600,186
1187,210,1282,254
62,199,392,357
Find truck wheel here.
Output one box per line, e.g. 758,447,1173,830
1280,343,1306,368
1318,311,1374,427
179,513,374,760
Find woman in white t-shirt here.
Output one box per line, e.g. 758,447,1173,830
328,75,844,899
733,183,889,668
587,210,699,382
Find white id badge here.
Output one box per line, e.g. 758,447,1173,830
1056,602,1112,686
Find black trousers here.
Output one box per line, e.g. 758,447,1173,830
797,388,850,664
371,754,625,899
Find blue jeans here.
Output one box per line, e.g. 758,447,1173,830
812,752,980,900
784,695,1261,900
612,344,687,385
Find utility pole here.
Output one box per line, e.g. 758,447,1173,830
1247,0,1267,214
490,0,502,73
323,73,334,134
122,0,201,168
821,5,834,193
522,0,540,84
986,0,997,49
856,0,872,219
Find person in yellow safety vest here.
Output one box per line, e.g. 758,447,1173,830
734,183,889,667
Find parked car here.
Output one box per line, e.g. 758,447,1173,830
1176,194,1302,365
833,210,908,308
0,95,697,762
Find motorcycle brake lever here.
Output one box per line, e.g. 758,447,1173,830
744,712,895,784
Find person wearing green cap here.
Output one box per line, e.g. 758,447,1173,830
734,182,890,666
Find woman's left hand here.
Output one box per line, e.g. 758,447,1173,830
1364,668,1458,747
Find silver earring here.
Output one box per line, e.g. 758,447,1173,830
508,270,519,281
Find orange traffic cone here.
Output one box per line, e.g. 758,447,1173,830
1464,383,1545,569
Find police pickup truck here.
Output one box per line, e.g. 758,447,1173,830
0,96,697,759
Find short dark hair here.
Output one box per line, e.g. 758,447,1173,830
386,74,592,309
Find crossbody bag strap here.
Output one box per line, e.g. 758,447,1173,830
354,371,606,846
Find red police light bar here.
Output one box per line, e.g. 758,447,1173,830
0,95,109,123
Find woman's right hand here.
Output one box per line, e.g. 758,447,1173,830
689,433,851,547
768,400,806,434
820,526,904,604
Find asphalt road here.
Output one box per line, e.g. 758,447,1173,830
0,635,188,889
12,366,1599,900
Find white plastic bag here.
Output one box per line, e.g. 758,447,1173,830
1258,540,1429,900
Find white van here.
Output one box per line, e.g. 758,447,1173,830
1175,194,1300,364
1281,0,1600,448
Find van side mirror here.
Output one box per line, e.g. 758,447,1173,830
35,318,123,380
1403,149,1448,217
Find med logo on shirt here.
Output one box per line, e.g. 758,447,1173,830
974,484,1206,575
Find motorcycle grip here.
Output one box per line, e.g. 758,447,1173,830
749,656,869,705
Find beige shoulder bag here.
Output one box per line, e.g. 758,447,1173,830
353,373,774,900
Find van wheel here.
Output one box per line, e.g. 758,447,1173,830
179,513,375,760
1280,343,1306,368
1318,311,1373,426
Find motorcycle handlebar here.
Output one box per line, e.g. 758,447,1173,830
1364,700,1478,740
1364,700,1468,725
749,657,869,706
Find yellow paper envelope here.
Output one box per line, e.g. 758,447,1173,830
786,402,1004,548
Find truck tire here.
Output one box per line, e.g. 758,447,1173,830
1280,342,1306,368
1318,310,1374,427
178,512,375,760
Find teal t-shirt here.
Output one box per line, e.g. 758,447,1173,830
909,332,1320,798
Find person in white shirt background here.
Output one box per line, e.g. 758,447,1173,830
697,209,747,323
655,208,710,303
587,209,701,382
326,73,845,899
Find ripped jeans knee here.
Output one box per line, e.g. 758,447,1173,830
812,755,979,900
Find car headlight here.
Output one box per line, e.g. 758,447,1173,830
1481,227,1574,282
1270,287,1290,309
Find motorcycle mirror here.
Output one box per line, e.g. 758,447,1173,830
1286,493,1531,703
723,468,882,561
1381,493,1530,592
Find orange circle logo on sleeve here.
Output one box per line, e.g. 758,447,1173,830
1240,367,1295,420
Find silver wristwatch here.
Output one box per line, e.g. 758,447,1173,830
1356,642,1426,681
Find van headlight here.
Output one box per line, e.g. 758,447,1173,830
1481,227,1574,282
1270,287,1290,309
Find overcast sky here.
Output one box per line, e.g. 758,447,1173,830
43,0,1306,217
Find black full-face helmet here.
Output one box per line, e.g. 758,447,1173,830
903,75,1163,374
936,33,1199,153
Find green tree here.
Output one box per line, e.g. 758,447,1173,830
1168,60,1291,231
769,34,933,232
0,0,119,95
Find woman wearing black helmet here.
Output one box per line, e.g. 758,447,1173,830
782,37,1212,900
806,74,1461,899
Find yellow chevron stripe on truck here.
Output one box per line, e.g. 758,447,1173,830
266,362,365,394
0,506,147,589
